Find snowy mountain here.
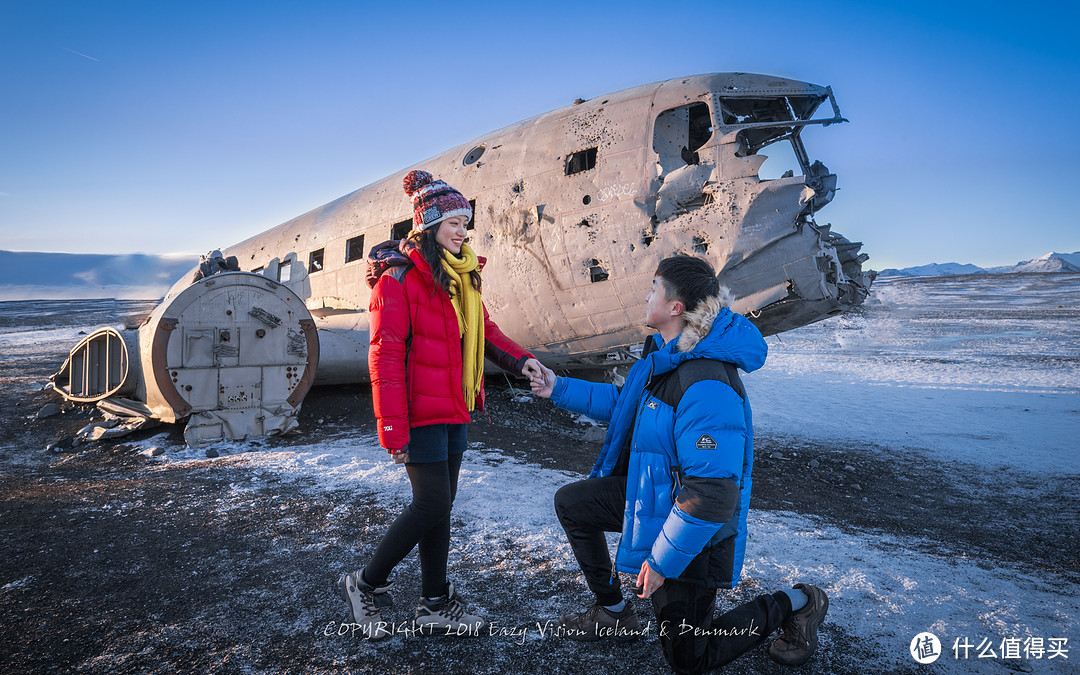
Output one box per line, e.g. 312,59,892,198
879,251,1080,277
877,262,985,277
0,250,197,300
1002,252,1080,274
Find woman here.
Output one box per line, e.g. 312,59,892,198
337,170,542,640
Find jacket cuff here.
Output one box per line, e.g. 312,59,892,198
649,506,721,579
550,375,570,406
512,354,530,376
376,417,409,450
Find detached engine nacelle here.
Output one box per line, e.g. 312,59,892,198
51,272,319,447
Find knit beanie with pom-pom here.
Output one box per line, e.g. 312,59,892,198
403,170,472,232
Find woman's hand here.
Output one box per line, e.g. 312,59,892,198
521,358,543,382
389,447,409,464
529,363,557,399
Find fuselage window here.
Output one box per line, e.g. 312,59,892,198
345,235,366,264
391,219,412,241
309,248,324,273
565,148,597,176
463,145,485,166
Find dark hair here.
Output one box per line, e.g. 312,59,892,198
654,254,719,313
404,226,481,298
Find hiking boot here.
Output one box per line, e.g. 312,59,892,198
559,602,641,642
769,584,829,666
414,582,485,636
336,570,394,641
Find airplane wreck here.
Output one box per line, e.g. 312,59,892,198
51,72,873,446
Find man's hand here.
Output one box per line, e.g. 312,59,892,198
529,363,557,399
635,560,665,599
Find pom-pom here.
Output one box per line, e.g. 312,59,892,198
403,170,433,197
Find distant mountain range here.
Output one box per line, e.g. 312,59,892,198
878,252,1080,277
2,248,1077,301
0,250,197,300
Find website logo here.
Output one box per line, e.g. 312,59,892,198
911,632,942,664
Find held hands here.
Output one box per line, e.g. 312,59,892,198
635,560,665,599
521,358,543,382
528,362,557,399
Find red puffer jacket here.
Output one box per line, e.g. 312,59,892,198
367,241,533,450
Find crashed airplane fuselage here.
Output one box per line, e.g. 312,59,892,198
53,73,873,444
214,72,871,381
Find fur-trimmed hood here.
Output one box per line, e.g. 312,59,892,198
650,286,767,376
675,287,735,353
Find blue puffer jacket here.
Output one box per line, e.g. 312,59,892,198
550,293,767,587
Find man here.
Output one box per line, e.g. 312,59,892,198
529,255,828,673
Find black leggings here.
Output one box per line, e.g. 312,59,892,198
364,453,463,598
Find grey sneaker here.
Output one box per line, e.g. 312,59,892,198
769,584,829,666
336,570,394,641
413,582,485,636
559,602,641,642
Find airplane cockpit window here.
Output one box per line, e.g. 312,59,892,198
715,93,839,209
309,248,324,273
565,148,597,175
345,235,365,264
653,102,712,179
718,94,829,177
752,136,803,180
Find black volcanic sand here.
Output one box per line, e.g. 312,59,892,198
1,355,1076,674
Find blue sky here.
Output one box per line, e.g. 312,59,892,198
1,0,1077,270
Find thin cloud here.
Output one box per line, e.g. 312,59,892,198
61,47,100,62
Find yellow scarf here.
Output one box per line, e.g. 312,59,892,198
442,243,484,411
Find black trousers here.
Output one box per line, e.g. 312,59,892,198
364,452,463,598
554,476,793,674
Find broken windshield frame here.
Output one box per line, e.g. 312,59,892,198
713,88,846,176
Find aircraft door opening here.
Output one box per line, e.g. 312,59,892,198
653,102,712,180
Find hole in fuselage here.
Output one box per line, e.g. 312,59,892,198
589,259,609,283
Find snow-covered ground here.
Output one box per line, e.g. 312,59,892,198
130,429,1077,673
112,273,1078,673
749,274,1080,472
2,274,1077,672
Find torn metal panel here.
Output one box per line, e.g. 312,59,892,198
76,414,159,442
655,162,714,222
97,397,153,419
183,406,299,447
